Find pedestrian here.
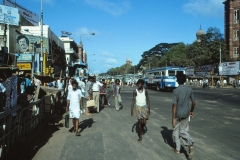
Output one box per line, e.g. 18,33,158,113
131,79,150,143
172,73,195,159
100,79,108,107
57,78,64,90
66,80,83,136
85,76,93,115
223,79,227,87
122,78,125,87
91,77,103,113
113,79,122,111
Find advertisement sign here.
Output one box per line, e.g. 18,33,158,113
17,53,32,62
219,61,240,75
3,0,39,26
17,63,31,70
16,34,49,54
185,67,195,76
0,4,19,26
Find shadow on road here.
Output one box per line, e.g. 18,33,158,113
79,118,94,133
160,126,174,148
132,122,148,135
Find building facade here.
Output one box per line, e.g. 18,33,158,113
224,0,240,59
59,35,79,77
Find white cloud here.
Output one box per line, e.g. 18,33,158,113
84,0,131,16
99,51,118,66
182,0,223,17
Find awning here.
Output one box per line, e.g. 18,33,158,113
34,74,56,83
73,59,87,68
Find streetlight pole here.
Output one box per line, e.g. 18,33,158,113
40,0,43,75
80,33,95,44
219,43,222,83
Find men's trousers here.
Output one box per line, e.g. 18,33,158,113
172,118,194,151
92,92,100,112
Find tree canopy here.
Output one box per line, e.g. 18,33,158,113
102,27,231,75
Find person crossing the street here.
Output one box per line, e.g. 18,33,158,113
131,79,150,143
171,72,196,159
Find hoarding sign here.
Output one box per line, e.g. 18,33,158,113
16,34,49,54
0,4,19,26
17,63,31,70
3,0,39,26
185,67,195,76
219,61,240,75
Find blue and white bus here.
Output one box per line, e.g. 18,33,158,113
144,66,185,90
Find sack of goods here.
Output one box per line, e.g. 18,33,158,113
87,100,95,108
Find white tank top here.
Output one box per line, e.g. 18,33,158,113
136,89,146,106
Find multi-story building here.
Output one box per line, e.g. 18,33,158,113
59,33,79,77
223,0,240,59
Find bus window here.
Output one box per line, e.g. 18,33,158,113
176,71,184,75
162,71,165,76
169,70,175,76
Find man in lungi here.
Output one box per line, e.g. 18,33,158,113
131,79,150,143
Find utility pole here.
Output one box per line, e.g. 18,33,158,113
40,0,43,75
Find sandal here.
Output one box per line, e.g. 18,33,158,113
188,146,194,159
173,149,180,154
75,132,81,136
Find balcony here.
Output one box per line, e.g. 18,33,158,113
64,48,78,58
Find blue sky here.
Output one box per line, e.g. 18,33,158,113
15,0,224,73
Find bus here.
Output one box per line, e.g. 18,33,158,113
144,66,185,90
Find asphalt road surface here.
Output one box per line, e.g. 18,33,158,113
10,85,240,160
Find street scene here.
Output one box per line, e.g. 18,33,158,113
6,85,240,160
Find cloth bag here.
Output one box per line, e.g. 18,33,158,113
117,95,122,103
87,100,95,108
65,113,69,128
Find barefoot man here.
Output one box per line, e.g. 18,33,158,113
66,80,83,136
131,79,150,143
172,73,195,159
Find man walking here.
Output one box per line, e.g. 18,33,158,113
131,79,150,143
172,73,195,159
66,81,83,136
91,77,103,113
113,79,122,111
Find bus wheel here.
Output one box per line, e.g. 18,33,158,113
156,84,160,91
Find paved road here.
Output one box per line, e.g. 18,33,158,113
11,86,240,160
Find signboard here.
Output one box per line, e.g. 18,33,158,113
17,53,32,62
219,61,240,75
17,63,31,70
16,34,49,54
185,67,195,76
3,0,39,26
0,4,19,26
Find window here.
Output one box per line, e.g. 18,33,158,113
234,30,239,40
233,47,239,58
168,70,175,76
234,9,239,23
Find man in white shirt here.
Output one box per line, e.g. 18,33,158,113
223,79,227,87
91,77,103,113
66,80,83,136
57,78,64,90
